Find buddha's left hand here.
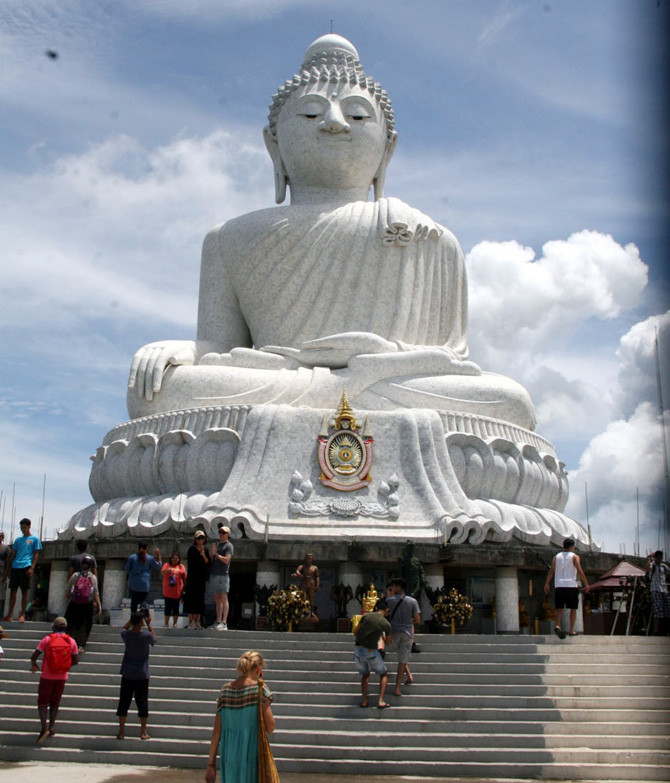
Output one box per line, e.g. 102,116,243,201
267,332,397,369
201,347,301,369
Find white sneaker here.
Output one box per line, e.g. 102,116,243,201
216,622,225,630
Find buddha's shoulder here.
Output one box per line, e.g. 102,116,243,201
206,206,313,237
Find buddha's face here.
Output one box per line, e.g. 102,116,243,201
276,83,390,193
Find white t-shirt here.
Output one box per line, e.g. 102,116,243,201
555,551,578,588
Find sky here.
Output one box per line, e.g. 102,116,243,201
1,0,668,556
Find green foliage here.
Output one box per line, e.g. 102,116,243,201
267,585,311,631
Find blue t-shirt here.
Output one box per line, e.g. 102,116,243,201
387,594,421,638
120,628,156,679
124,553,162,592
12,534,42,569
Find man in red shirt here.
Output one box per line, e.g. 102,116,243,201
30,616,78,743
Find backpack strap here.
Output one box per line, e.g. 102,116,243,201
390,595,405,620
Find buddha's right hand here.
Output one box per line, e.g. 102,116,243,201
128,340,197,401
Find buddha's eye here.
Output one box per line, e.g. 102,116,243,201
302,113,319,119
348,114,368,121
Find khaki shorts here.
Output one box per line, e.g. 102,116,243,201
387,632,412,663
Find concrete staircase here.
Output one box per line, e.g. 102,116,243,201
0,621,668,779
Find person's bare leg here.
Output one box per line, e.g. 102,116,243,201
48,702,59,734
378,673,389,708
140,717,150,739
117,716,126,739
395,662,406,696
360,673,369,707
214,596,223,624
37,705,49,742
19,589,30,620
404,664,414,685
554,608,563,630
568,608,577,635
221,593,229,624
4,588,18,620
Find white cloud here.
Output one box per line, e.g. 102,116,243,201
1,130,273,339
616,311,670,418
565,402,667,553
466,231,648,363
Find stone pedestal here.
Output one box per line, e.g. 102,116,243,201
495,566,519,633
102,559,127,611
47,560,68,617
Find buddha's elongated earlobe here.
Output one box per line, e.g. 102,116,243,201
373,131,398,201
263,125,288,204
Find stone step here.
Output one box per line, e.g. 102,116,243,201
4,662,667,686
1,728,668,766
2,743,667,782
3,643,670,681
3,681,668,711
2,676,667,704
2,720,669,750
2,699,668,726
1,622,667,780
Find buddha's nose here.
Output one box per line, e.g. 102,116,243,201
320,103,350,133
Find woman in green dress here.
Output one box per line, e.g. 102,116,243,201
205,650,275,783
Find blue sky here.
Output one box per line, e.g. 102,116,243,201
1,0,668,555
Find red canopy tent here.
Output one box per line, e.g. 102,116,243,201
589,559,647,635
589,560,646,591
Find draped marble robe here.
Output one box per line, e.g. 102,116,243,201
129,197,534,428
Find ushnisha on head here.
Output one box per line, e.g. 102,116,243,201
264,34,397,204
236,649,265,678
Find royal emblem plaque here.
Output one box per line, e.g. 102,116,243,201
317,390,373,491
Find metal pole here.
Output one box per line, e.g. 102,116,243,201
10,483,15,542
585,482,592,552
39,473,46,540
636,487,640,557
654,327,670,549
625,578,637,636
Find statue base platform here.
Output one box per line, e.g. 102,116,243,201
61,403,594,550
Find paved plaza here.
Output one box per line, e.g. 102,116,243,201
0,762,644,783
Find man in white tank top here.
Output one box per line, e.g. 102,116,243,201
544,538,590,639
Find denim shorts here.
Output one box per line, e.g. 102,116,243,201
210,574,230,594
354,646,387,676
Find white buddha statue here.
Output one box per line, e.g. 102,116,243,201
127,34,536,431
64,33,592,551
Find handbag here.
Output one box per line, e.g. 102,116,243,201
257,678,280,783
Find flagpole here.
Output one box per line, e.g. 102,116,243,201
39,473,47,540
654,327,670,550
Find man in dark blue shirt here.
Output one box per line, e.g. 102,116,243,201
123,541,162,613
116,609,156,740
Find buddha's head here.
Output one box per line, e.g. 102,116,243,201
264,35,398,203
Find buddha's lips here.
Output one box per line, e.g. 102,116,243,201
318,134,352,141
